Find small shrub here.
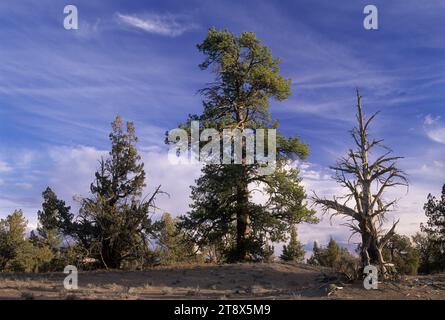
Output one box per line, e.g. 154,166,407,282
20,292,35,300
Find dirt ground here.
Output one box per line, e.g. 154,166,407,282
0,263,444,300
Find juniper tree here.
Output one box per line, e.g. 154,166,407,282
77,115,161,269
308,239,343,267
412,232,444,273
30,187,73,250
383,233,419,275
175,29,317,262
155,212,197,265
0,210,28,270
280,226,305,262
314,90,408,276
0,210,54,272
307,241,321,266
308,238,360,279
422,184,445,252
419,184,445,272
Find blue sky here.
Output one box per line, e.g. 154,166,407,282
1,0,445,250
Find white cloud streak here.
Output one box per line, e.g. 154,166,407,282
0,160,12,173
424,114,445,144
116,13,198,37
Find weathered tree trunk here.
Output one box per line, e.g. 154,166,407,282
361,231,380,265
313,90,407,279
361,224,390,275
101,241,120,269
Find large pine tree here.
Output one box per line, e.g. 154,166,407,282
175,29,317,262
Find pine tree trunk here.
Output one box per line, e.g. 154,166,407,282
235,172,250,262
234,131,251,262
235,215,249,261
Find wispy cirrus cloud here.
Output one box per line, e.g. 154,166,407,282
14,182,33,190
116,12,198,37
0,160,12,173
424,114,445,144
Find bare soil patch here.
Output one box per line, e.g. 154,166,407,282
0,263,444,300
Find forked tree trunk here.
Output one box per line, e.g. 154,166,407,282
360,222,392,275
313,90,407,279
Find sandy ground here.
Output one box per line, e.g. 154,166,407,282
0,263,444,300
